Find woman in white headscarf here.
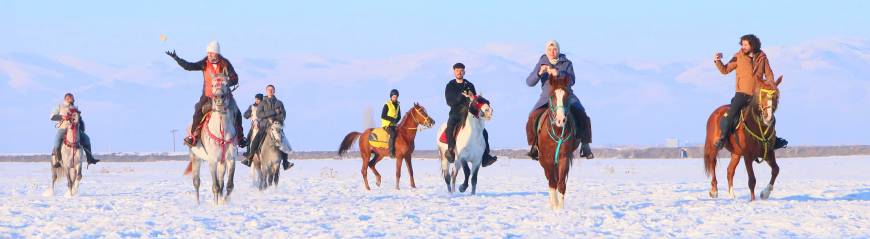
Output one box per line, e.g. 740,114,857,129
525,40,593,159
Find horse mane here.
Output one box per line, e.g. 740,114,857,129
469,95,490,117
547,75,571,95
396,103,420,129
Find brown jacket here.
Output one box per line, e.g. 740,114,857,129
714,50,774,95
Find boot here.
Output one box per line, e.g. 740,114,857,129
445,146,456,163
184,135,196,147
714,116,732,150
240,158,252,167
773,137,788,149
527,145,539,161
281,152,293,171
238,137,248,148
579,143,594,159
84,147,100,166
388,136,397,158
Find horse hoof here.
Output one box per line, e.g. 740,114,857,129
761,185,773,199
709,191,718,199
459,184,468,193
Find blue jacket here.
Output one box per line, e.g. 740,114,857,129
525,54,584,111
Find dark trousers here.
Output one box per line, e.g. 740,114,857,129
386,126,397,152
445,111,493,153
445,112,465,150
722,92,752,137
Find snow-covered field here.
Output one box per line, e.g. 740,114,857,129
1,156,869,238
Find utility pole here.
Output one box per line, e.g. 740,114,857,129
170,129,178,152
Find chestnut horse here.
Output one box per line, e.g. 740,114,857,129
535,75,579,210
338,103,435,190
704,76,783,201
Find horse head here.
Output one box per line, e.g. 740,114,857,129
64,107,81,143
409,103,435,129
210,76,230,112
755,76,783,126
548,75,571,128
469,95,493,121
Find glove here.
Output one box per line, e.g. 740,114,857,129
165,50,179,60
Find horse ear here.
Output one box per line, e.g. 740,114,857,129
776,75,783,86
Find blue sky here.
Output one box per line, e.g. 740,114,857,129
2,1,869,153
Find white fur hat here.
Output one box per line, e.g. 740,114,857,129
546,40,560,55
206,41,220,54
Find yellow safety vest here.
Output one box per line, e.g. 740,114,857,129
381,100,399,127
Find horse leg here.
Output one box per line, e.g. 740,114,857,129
225,159,236,202
451,161,460,193
744,156,757,201
761,153,779,200
72,162,82,196
210,161,221,204
557,156,570,210
459,160,471,193
45,161,58,197
404,155,417,189
66,166,75,197
272,165,280,186
708,155,719,198
543,160,558,209
369,154,384,187
394,153,404,190
440,151,452,193
470,161,481,195
191,154,201,205
726,153,740,199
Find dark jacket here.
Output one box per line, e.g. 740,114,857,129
525,54,582,111
257,96,286,124
171,55,239,94
445,79,477,116
381,101,401,126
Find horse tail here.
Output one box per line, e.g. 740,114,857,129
183,161,193,176
183,153,196,176
704,106,727,177
338,131,361,156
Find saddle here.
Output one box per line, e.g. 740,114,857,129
440,115,470,143
368,128,391,149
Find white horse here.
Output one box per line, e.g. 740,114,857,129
437,96,493,195
46,109,85,197
252,120,293,190
185,79,238,205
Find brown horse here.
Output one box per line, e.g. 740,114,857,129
535,75,579,210
338,103,435,190
704,76,783,201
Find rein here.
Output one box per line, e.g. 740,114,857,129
545,95,573,167
203,94,235,164
742,89,777,161
61,110,80,168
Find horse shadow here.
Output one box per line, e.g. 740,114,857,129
776,188,870,202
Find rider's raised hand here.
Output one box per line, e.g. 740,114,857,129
714,52,723,62
165,50,178,59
